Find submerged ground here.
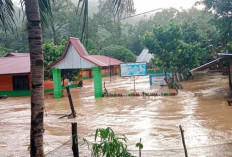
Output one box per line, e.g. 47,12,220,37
1,72,232,156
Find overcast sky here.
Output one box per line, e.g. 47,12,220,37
134,0,198,13
12,0,199,13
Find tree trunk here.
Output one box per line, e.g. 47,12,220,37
51,20,58,45
180,73,184,81
175,72,180,82
25,0,44,156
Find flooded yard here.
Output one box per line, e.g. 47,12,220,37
1,72,232,156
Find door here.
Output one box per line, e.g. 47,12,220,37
13,75,29,90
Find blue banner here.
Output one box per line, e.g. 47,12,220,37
120,63,147,77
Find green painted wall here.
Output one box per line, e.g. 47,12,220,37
52,68,62,99
93,67,103,98
0,90,31,97
0,84,80,97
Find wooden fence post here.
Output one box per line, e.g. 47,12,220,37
72,122,79,157
66,86,76,118
179,125,188,157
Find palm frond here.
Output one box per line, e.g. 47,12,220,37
39,0,53,26
19,0,53,26
110,0,134,15
0,0,15,29
76,0,134,44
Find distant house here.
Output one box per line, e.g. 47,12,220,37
136,48,154,70
136,48,153,63
136,48,153,68
0,53,32,96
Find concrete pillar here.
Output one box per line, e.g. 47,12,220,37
93,66,103,98
52,68,62,99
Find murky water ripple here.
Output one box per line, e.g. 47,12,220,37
1,72,232,156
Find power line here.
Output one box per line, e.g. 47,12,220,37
95,8,163,27
119,8,163,21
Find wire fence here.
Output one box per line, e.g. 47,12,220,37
45,136,91,157
44,134,232,157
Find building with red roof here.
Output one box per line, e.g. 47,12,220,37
0,53,32,96
0,37,123,97
47,37,123,78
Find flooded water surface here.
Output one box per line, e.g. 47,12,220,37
1,72,232,156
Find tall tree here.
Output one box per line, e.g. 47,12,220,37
25,0,45,156
43,0,75,44
203,0,232,47
0,0,45,156
76,0,134,43
142,21,209,73
142,22,182,72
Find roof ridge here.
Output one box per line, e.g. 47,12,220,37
69,37,79,40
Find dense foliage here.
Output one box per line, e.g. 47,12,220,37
43,41,65,79
142,22,211,73
99,45,136,62
203,0,232,49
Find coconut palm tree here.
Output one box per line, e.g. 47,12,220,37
24,0,45,156
1,0,46,156
0,0,134,156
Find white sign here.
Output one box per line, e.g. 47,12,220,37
149,73,170,86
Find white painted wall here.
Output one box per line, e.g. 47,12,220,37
52,44,95,69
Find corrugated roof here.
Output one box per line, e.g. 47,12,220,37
190,58,226,72
70,37,89,56
0,56,30,75
217,53,232,57
47,37,123,69
136,48,153,63
83,55,123,67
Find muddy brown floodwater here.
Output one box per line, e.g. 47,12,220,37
1,72,232,157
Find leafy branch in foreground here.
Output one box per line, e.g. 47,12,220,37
91,127,133,157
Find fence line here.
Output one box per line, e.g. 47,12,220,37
44,133,232,156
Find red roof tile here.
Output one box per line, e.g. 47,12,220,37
0,56,30,75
